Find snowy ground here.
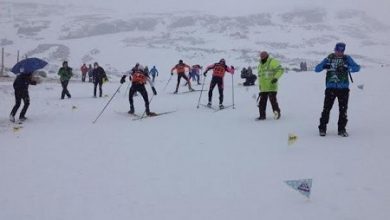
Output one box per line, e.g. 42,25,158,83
1,66,389,220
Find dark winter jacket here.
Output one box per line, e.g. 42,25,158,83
315,53,360,89
13,73,36,91
58,67,73,82
92,66,108,82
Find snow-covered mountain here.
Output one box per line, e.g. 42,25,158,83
1,1,389,76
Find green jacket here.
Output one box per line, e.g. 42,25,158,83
257,57,284,92
58,67,73,82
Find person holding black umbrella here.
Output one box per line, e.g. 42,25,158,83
58,61,73,99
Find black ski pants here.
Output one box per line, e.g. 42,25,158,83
176,73,191,92
208,76,224,104
61,80,71,99
94,79,103,97
258,92,280,118
319,88,349,132
11,89,30,118
129,84,150,112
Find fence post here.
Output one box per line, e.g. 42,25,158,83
1,48,4,76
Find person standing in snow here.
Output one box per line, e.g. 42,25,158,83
170,60,193,94
9,72,37,122
87,64,93,82
92,62,108,98
256,51,284,120
80,63,88,82
120,63,157,116
203,59,235,109
57,61,72,99
315,42,360,137
149,65,159,82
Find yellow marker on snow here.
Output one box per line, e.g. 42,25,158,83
13,126,23,132
288,133,298,146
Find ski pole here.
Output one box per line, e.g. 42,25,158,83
348,71,354,83
196,74,207,108
162,74,173,91
138,93,156,120
92,84,122,124
231,73,235,109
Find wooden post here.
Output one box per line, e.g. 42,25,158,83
0,48,3,76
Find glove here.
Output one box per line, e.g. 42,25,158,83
120,75,126,84
171,72,173,76
271,78,278,84
203,71,208,77
30,81,37,85
231,65,235,70
323,63,331,69
152,87,157,95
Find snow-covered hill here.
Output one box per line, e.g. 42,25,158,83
0,1,389,76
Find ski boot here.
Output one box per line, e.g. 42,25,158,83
273,111,281,120
319,129,326,137
146,110,157,117
207,102,212,108
338,130,349,137
219,104,224,110
128,106,135,114
9,114,15,123
256,115,266,120
19,116,28,122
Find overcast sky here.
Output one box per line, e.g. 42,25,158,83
8,0,390,20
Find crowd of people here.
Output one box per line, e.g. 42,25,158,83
9,42,361,136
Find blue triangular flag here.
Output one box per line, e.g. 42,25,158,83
285,179,312,198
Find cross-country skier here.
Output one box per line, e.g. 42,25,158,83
120,63,157,116
170,60,194,94
149,65,159,82
315,42,360,137
203,59,235,109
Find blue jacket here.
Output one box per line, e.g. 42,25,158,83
315,54,360,89
149,67,159,76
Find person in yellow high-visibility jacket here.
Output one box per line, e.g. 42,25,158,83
257,51,284,120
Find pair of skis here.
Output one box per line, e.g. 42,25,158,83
129,110,177,121
171,89,206,95
199,104,234,112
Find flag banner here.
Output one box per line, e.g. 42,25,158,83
285,179,312,198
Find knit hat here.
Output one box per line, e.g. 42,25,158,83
335,42,346,52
